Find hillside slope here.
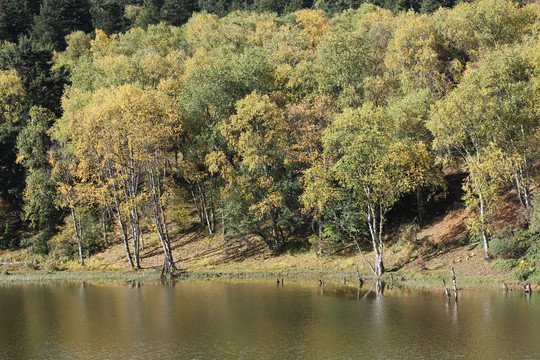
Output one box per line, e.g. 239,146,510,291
0,184,528,288
76,189,523,284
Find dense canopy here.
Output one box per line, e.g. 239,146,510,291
0,0,538,276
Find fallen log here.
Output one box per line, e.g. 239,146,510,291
0,260,37,266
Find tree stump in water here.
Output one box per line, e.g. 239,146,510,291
451,267,458,302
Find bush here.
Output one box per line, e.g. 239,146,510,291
49,213,103,261
395,222,420,249
489,228,533,259
20,230,50,255
513,261,536,283
459,231,480,246
529,194,540,234
528,271,540,286
0,221,19,249
494,259,519,272
309,226,352,256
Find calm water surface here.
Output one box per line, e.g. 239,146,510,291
0,280,539,359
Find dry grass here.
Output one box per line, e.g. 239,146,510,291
0,187,529,288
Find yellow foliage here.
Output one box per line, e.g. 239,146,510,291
295,9,329,49
91,29,112,57
0,70,25,125
385,11,443,93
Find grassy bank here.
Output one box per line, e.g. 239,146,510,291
0,242,523,291
0,195,534,290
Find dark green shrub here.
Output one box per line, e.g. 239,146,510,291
459,231,480,246
490,228,533,259
20,230,50,255
529,194,540,234
49,213,104,261
494,259,519,272
0,221,19,249
513,261,536,283
528,270,540,286
309,226,350,256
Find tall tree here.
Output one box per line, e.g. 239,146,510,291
197,0,229,17
432,0,537,63
315,7,395,108
428,42,539,259
216,91,294,252
56,85,181,273
0,70,26,219
33,0,93,51
303,104,435,276
16,106,60,232
160,0,197,27
90,0,128,34
0,36,68,116
0,0,34,42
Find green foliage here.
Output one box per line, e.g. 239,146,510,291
0,0,538,274
427,35,540,258
0,70,26,212
309,226,349,256
0,36,69,115
170,186,196,231
160,0,197,26
20,230,51,255
529,194,540,234
32,0,93,51
493,259,518,272
490,228,534,260
0,0,35,42
0,221,18,249
15,106,53,172
198,0,229,17
49,214,104,261
513,262,536,283
458,230,479,246
16,106,61,231
90,0,129,34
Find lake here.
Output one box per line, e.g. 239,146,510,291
0,280,539,359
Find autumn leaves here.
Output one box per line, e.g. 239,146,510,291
2,1,537,275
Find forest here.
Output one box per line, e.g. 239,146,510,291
0,0,538,278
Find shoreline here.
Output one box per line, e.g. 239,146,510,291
0,267,527,292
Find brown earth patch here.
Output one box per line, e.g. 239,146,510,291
417,206,471,246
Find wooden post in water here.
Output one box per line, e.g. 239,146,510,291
443,278,451,300
451,267,458,302
356,267,363,288
502,281,508,294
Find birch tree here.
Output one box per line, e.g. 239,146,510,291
59,84,181,273
304,104,435,277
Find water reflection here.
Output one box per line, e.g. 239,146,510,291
0,281,539,359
